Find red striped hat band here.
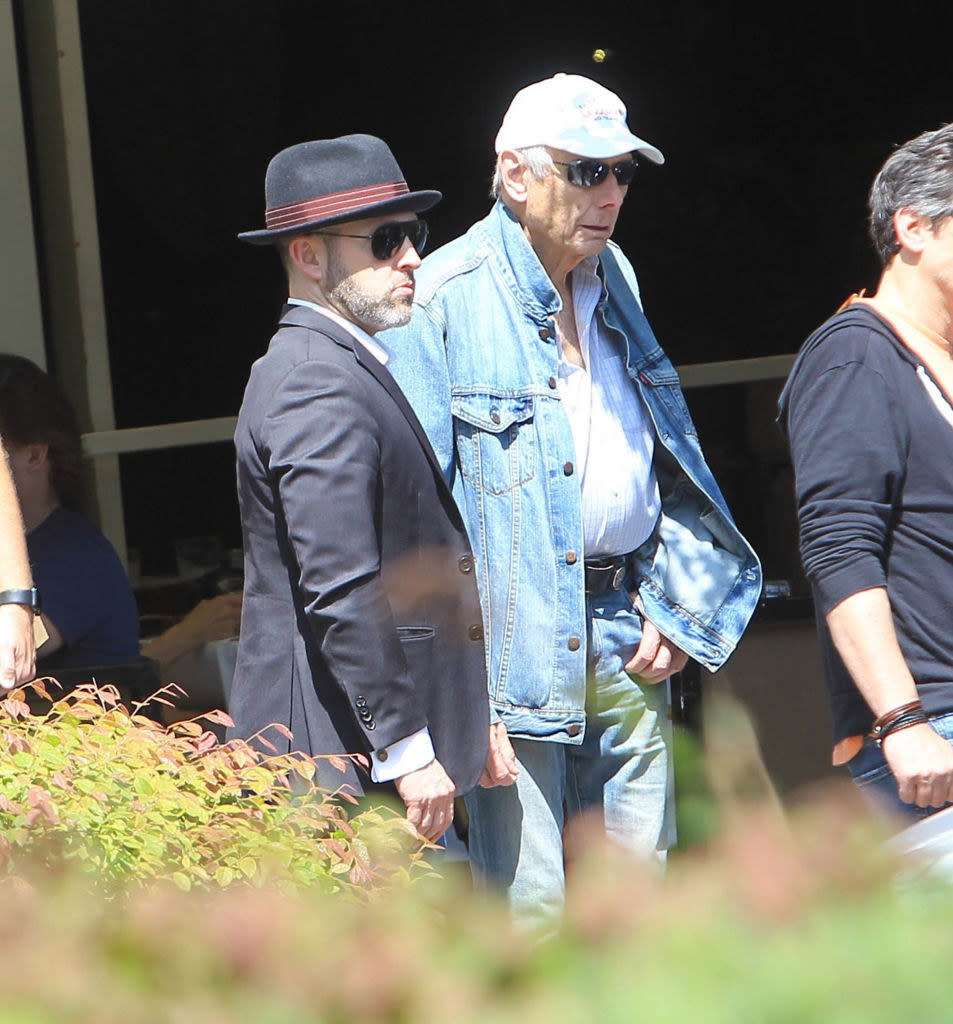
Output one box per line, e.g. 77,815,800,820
264,180,409,230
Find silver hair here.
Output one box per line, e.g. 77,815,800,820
868,123,953,267
490,145,556,199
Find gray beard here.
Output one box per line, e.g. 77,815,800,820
328,276,413,332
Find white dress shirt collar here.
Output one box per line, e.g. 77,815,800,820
286,298,391,366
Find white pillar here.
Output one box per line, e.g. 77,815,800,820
0,0,46,368
16,0,127,562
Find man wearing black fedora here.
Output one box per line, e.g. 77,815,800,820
228,135,513,841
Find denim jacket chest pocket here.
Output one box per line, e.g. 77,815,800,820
633,362,698,440
451,392,537,495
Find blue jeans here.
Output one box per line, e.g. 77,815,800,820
464,582,674,928
847,712,953,824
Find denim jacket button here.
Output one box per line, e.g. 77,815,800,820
568,636,581,651
490,408,501,425
566,550,578,565
563,461,574,476
539,326,551,340
548,376,557,389
567,723,581,737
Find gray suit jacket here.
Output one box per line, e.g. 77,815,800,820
228,304,489,795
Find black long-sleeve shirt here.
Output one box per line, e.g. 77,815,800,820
779,304,953,743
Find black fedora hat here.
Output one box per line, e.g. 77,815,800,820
238,134,441,245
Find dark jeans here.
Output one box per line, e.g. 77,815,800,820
847,711,953,825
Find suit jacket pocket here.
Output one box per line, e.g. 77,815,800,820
396,626,436,641
396,626,437,708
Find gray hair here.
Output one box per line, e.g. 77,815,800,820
868,123,953,267
490,145,556,199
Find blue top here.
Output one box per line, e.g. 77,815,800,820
29,506,141,670
384,200,761,741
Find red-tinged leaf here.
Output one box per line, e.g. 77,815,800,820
269,722,294,740
0,794,24,814
24,808,41,827
335,790,360,806
257,736,277,753
352,752,370,769
324,837,348,860
196,731,218,754
27,788,58,823
1,698,30,719
29,679,53,700
50,771,71,789
200,709,234,727
349,860,373,885
146,695,177,708
325,755,349,774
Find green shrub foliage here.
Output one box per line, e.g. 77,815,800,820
0,680,426,895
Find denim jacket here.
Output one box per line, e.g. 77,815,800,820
387,200,762,741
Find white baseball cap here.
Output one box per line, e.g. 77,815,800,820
494,73,664,164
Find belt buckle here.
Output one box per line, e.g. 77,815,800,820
610,562,627,590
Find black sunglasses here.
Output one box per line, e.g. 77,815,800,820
552,157,638,188
314,219,429,260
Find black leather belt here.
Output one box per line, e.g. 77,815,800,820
584,554,631,594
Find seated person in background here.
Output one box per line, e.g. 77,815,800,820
0,354,140,671
141,591,242,678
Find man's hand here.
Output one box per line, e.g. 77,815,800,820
624,617,689,684
479,721,519,787
394,758,456,842
883,723,953,808
181,593,243,644
0,603,35,691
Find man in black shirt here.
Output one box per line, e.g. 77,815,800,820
780,123,953,822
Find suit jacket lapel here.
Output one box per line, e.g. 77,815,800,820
277,304,448,491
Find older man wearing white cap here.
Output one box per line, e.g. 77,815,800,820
385,75,761,925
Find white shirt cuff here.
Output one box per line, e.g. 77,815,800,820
369,727,435,783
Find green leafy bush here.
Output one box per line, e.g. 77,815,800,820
3,683,952,1023
0,792,950,1024
0,680,426,896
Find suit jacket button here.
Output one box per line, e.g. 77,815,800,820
459,554,474,573
377,748,388,762
366,720,376,731
567,723,582,737
568,636,581,651
468,624,484,642
356,696,367,707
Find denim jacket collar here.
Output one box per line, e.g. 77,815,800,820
478,200,562,322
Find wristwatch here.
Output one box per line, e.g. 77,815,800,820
0,588,41,614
